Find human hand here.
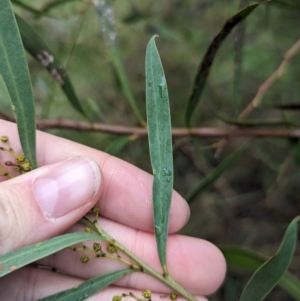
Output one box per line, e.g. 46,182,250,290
0,120,226,300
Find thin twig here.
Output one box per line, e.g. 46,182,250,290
81,216,198,301
215,37,300,156
2,112,300,139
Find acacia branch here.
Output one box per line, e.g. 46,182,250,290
241,37,300,119
2,112,300,139
216,37,300,155
33,120,300,138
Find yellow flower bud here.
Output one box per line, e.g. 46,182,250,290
84,227,93,233
92,207,99,214
93,242,101,252
16,154,26,162
21,162,32,171
142,289,152,299
0,136,8,143
13,166,21,172
80,255,89,263
107,244,116,253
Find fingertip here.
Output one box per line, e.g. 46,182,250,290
199,241,227,295
0,157,103,254
168,191,190,233
168,236,226,295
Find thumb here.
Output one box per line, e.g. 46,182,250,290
0,157,102,255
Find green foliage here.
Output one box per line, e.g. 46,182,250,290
146,36,173,272
186,141,250,203
1,1,300,300
93,0,145,126
16,14,91,121
39,269,134,301
185,2,264,127
105,135,134,155
0,0,36,168
239,216,300,301
221,245,300,300
0,233,104,277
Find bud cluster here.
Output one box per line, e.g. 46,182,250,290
0,136,32,178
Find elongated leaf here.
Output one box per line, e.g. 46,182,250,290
15,14,91,122
146,36,173,273
0,233,105,277
93,0,145,126
185,1,268,127
11,0,40,15
105,135,135,156
239,216,300,301
39,268,133,301
39,0,80,15
217,113,294,127
0,0,37,168
186,142,250,203
11,0,81,16
221,245,300,301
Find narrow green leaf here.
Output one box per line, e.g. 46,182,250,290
15,14,91,122
84,97,109,123
39,268,133,301
0,0,37,168
105,135,135,156
220,245,300,301
0,233,105,277
12,0,82,16
185,1,269,127
186,142,250,203
239,216,300,301
11,0,40,15
217,113,295,127
39,0,80,15
93,0,146,126
221,245,269,271
145,36,173,272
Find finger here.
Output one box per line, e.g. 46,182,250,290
0,120,190,233
0,266,208,301
0,156,102,255
39,218,226,296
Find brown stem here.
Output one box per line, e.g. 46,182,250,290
2,112,300,139
215,37,300,156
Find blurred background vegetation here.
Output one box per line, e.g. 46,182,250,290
1,0,300,300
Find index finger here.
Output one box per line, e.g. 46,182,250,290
1,120,190,233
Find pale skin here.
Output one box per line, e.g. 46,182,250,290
0,120,226,300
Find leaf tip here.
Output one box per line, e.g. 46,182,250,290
150,34,159,43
